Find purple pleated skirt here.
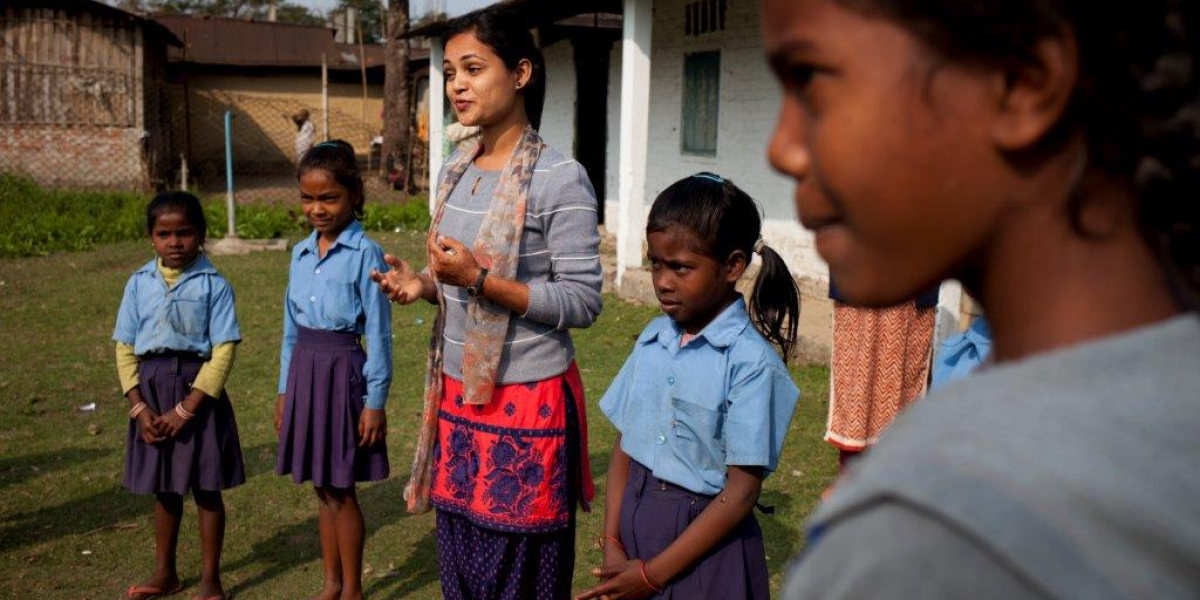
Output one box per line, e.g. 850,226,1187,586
276,326,388,488
620,460,769,600
124,353,246,495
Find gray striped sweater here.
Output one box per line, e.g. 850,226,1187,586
434,146,603,383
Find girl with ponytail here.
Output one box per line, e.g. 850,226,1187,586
580,173,801,600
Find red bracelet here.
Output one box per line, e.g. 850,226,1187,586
639,559,665,594
603,535,625,552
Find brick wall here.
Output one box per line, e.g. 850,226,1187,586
643,0,826,283
0,125,146,189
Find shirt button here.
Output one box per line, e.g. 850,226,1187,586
310,296,317,302
656,435,666,445
667,375,675,385
315,268,321,274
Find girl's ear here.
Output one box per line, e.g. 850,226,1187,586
989,31,1079,152
724,249,749,283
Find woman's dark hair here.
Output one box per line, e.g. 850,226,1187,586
648,173,802,358
297,139,365,219
836,0,1199,306
441,8,547,130
146,191,207,241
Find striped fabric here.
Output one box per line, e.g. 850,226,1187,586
826,301,936,451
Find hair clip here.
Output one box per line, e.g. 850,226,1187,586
314,141,341,149
692,172,725,183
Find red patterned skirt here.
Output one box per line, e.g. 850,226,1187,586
430,362,593,533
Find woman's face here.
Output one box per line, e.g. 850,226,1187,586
761,0,1011,306
443,31,530,129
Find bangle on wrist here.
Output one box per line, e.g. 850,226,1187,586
175,403,194,420
640,559,665,594
602,535,625,553
129,402,148,420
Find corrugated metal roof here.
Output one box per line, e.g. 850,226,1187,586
407,0,623,38
154,14,427,70
7,0,182,46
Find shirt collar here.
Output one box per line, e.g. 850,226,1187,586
637,296,751,350
298,220,364,256
138,254,217,277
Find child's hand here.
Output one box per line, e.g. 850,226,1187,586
135,410,166,444
371,254,425,305
275,394,286,437
358,407,387,448
156,407,190,439
428,236,483,288
603,542,629,570
575,559,657,600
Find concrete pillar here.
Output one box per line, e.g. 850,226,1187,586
616,0,652,287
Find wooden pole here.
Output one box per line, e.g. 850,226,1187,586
321,53,329,141
358,17,370,169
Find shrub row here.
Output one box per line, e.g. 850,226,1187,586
0,173,430,258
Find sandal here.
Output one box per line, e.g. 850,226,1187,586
124,584,183,600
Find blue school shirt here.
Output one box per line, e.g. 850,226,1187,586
930,316,992,390
113,254,241,356
277,220,393,409
599,297,801,496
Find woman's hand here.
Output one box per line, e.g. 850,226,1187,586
428,236,483,288
358,407,387,448
371,254,430,305
275,393,286,437
575,559,657,600
135,410,166,444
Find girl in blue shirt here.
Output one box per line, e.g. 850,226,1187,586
275,140,392,600
113,192,244,600
580,174,802,600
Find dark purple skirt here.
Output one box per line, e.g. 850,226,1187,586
124,353,246,495
276,326,388,488
436,510,575,600
620,460,769,600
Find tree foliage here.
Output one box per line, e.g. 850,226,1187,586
140,0,325,27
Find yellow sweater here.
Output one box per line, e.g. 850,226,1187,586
115,258,237,399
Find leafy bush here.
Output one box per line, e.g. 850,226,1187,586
0,173,431,258
362,199,432,233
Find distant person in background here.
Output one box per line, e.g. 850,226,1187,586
930,315,992,391
292,109,316,163
825,282,937,470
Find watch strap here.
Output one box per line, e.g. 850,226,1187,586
468,266,489,297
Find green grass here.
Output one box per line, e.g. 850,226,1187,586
0,173,431,258
0,233,837,599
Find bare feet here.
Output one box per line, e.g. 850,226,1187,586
305,583,342,600
194,576,228,600
123,570,182,600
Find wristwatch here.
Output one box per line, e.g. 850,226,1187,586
466,266,489,297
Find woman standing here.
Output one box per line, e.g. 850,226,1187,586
374,9,602,600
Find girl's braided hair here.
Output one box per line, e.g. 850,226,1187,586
838,0,1200,308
